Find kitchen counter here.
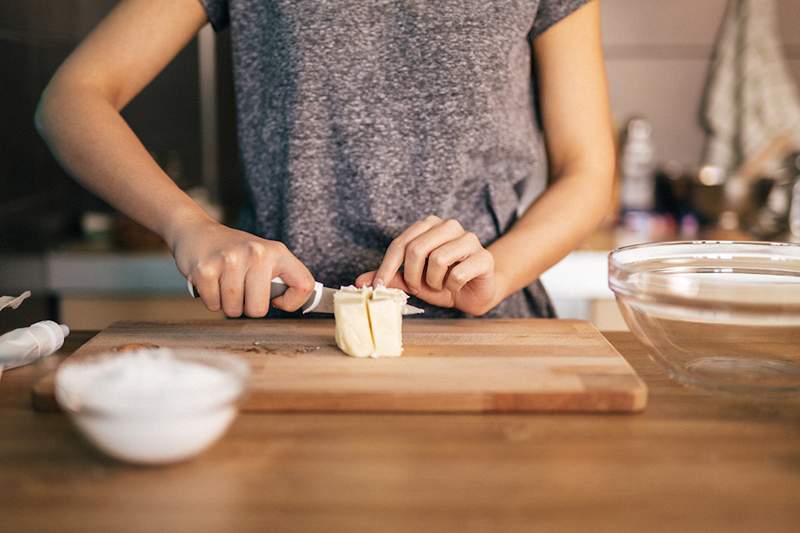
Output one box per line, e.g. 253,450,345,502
1,331,798,533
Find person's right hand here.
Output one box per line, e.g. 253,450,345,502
168,218,315,318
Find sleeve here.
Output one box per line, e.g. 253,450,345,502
198,0,230,32
530,0,590,39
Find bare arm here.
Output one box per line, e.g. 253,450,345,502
35,0,210,242
488,0,614,304
35,0,315,317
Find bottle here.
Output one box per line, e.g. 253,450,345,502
788,154,800,240
619,118,656,213
790,179,800,240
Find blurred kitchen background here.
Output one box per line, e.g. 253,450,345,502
2,0,800,331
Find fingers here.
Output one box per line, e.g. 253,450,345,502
402,219,466,294
356,271,415,298
425,231,483,290
190,238,315,317
370,216,495,315
271,249,316,312
219,253,248,317
374,215,441,287
243,263,271,317
355,271,376,288
191,265,221,312
444,248,495,294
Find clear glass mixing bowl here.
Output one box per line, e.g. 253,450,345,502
608,241,800,394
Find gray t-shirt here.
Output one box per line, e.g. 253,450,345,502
199,0,588,318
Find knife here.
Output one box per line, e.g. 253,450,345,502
187,278,424,315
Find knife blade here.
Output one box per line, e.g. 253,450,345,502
187,278,424,315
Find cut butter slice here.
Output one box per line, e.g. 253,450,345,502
334,286,408,358
333,287,374,358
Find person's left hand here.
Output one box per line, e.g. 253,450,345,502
356,215,500,316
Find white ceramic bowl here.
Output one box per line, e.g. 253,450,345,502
55,349,250,465
609,241,800,394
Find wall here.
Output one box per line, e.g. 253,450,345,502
601,0,800,168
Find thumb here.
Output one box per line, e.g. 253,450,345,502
355,271,376,288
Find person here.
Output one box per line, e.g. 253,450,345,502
35,0,614,319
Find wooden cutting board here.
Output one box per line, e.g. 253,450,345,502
34,319,648,413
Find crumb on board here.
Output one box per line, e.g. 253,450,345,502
112,343,160,352
213,342,321,357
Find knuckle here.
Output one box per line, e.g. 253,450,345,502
450,270,468,286
445,218,462,231
246,241,267,259
194,263,218,280
405,242,422,260
430,252,448,269
297,278,315,294
221,251,240,267
270,241,289,254
424,214,441,224
466,231,481,245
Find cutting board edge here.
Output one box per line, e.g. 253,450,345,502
242,387,648,414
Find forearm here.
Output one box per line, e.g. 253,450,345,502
486,0,614,307
488,166,613,303
35,83,211,248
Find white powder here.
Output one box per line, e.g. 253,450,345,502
58,348,242,416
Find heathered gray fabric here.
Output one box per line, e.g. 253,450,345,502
199,0,588,318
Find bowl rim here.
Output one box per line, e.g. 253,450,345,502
608,240,800,305
55,348,251,419
609,239,800,263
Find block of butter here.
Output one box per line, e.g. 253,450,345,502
333,286,409,358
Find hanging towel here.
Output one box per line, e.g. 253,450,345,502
700,0,800,174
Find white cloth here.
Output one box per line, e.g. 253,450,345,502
0,291,31,312
0,321,70,371
701,0,800,173
0,292,70,371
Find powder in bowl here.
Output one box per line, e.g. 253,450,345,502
55,348,249,464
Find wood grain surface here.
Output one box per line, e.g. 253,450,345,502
2,329,799,533
33,319,648,413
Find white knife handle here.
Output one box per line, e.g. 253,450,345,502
301,281,324,314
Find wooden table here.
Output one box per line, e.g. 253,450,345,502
1,331,798,533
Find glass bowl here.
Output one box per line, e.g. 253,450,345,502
609,241,800,394
55,348,250,464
